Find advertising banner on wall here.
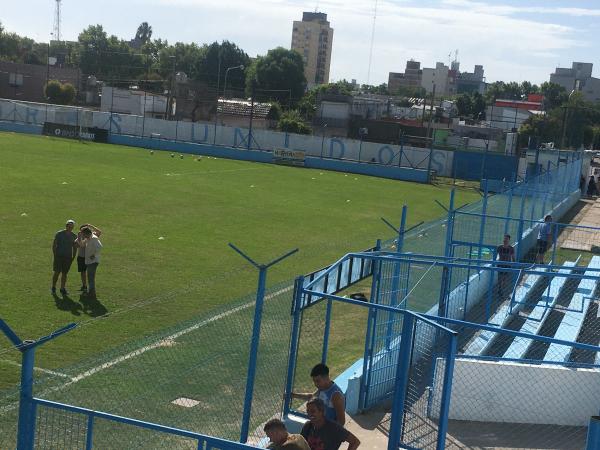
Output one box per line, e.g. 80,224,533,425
273,148,306,166
42,122,109,143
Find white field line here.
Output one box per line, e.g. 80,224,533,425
164,166,270,177
0,359,71,379
0,284,294,414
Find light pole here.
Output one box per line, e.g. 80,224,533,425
223,64,244,99
320,124,328,159
561,89,576,149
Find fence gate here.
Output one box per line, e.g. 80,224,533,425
361,257,411,409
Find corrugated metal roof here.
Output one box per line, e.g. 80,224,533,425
217,98,272,118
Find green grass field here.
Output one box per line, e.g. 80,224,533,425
0,131,479,446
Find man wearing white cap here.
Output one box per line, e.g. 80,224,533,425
51,219,77,295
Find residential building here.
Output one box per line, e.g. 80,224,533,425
421,62,457,97
101,86,168,119
388,60,422,94
291,12,334,88
550,62,600,103
0,61,81,103
457,65,486,94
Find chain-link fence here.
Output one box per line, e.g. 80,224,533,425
0,276,296,449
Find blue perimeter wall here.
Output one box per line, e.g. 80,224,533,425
0,121,430,183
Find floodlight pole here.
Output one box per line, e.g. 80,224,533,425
0,318,76,450
229,243,298,443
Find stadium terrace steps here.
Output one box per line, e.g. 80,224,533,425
545,256,600,363
464,269,547,356
502,261,577,360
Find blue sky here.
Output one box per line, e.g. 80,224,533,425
2,0,599,85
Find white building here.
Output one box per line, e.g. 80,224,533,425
421,62,457,97
101,87,168,118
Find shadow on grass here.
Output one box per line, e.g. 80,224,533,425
79,293,108,317
52,292,82,316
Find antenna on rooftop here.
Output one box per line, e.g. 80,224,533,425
366,0,378,85
53,0,62,42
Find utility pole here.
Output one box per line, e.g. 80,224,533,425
426,84,436,141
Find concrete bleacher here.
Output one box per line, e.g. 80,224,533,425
545,256,600,363
502,261,577,360
464,270,547,356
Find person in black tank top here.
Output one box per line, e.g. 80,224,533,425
497,234,515,299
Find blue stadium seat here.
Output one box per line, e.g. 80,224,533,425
502,261,577,360
545,256,600,363
464,270,547,356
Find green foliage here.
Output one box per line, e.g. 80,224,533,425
540,82,568,110
455,92,486,119
45,80,63,103
297,81,354,120
246,47,306,105
135,22,153,45
266,101,282,121
389,84,426,98
278,109,311,134
45,80,76,104
361,83,388,95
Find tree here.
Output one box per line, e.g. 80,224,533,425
45,80,63,103
45,80,76,104
540,82,568,110
361,83,388,95
455,93,473,117
135,22,153,45
278,109,311,134
246,47,306,106
194,41,250,93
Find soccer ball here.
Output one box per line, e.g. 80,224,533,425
150,150,154,155
180,155,183,159
170,153,175,158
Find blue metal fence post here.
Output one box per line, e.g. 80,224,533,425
385,206,408,349
229,244,298,443
17,345,36,450
240,265,268,443
541,160,551,215
283,276,304,418
321,299,333,364
360,240,382,410
504,183,514,236
586,416,600,450
387,313,415,450
436,332,457,450
516,184,527,262
477,180,489,261
438,190,455,317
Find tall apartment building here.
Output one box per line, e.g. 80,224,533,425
291,12,334,88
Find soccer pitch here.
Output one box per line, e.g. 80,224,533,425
0,131,478,445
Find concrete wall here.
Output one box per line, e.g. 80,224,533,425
0,98,524,181
431,358,600,426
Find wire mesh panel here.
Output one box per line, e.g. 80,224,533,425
400,318,453,449
436,331,600,450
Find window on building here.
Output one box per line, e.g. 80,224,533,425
8,73,24,87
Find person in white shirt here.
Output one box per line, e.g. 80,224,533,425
75,223,102,293
82,227,103,300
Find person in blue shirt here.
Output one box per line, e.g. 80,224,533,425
536,215,553,264
291,363,346,425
